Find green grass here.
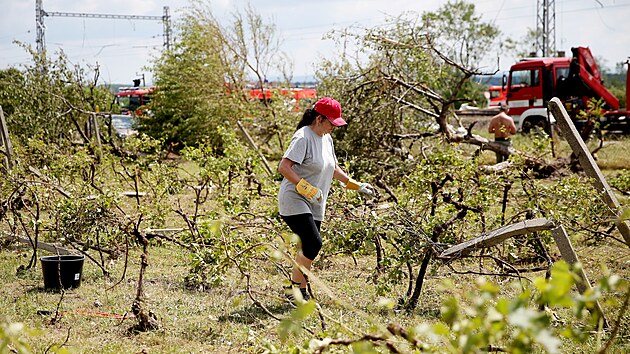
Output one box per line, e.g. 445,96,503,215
2,129,630,353
2,231,629,353
463,114,630,166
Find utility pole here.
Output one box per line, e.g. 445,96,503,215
536,0,556,57
35,0,45,55
35,0,172,56
163,6,172,51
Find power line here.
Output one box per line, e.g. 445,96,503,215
35,0,172,55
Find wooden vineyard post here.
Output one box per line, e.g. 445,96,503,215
548,97,630,247
439,219,608,327
236,120,274,176
90,113,103,161
0,105,15,171
550,225,607,327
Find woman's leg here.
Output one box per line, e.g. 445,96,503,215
291,252,312,288
281,214,322,288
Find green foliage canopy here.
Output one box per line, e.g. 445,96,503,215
0,46,112,145
316,0,501,179
144,1,293,151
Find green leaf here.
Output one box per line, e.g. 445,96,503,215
495,298,510,315
278,319,300,341
476,277,500,294
432,322,450,336
350,341,379,354
292,300,316,321
440,297,459,325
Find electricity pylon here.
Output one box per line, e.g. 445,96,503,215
536,0,556,57
35,0,172,56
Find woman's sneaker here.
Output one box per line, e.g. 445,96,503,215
283,284,310,303
299,288,310,301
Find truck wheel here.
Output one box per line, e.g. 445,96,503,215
521,117,549,135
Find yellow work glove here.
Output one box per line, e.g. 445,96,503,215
345,178,374,196
296,178,322,202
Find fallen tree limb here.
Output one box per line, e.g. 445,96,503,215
392,128,560,177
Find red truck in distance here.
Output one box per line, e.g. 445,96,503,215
504,46,628,134
486,85,507,108
114,86,156,116
114,84,317,115
247,86,317,111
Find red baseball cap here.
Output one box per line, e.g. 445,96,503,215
314,97,347,126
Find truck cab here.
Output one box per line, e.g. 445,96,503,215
505,47,623,134
506,57,570,133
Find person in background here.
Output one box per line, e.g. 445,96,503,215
277,97,373,302
488,103,517,163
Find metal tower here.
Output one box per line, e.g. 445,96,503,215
35,0,172,56
35,0,45,55
536,0,556,57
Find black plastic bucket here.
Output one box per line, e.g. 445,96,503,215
40,255,85,290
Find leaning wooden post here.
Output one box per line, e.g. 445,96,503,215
439,219,609,328
551,225,608,327
90,113,103,161
548,97,630,247
236,120,274,176
0,105,15,171
438,218,556,258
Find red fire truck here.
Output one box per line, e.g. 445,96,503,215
114,86,156,115
505,47,628,133
486,85,507,107
247,87,317,111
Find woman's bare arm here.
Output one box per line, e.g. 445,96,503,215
277,158,301,184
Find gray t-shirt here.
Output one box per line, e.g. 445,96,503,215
278,126,337,221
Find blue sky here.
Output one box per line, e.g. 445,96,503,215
2,0,629,85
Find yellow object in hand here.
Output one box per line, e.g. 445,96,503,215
345,178,361,190
296,178,320,199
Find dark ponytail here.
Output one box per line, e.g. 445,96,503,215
296,108,320,130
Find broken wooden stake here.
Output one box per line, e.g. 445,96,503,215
1,231,72,255
0,105,15,171
548,97,630,247
439,218,608,327
237,120,274,176
438,218,555,259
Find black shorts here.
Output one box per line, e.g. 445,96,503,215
281,213,322,261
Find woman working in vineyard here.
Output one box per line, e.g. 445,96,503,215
277,97,373,301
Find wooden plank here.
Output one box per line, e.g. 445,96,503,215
144,228,185,234
438,218,556,259
121,191,146,198
551,225,608,327
548,98,630,247
1,231,72,255
0,105,15,170
91,114,103,160
236,120,274,176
